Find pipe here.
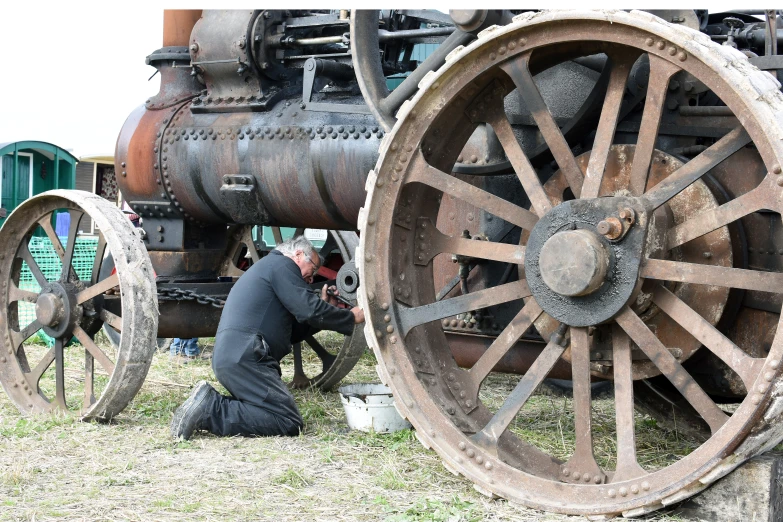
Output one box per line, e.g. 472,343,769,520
446,332,575,379
163,10,202,47
377,27,455,42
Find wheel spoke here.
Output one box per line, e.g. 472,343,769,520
582,51,638,200
666,180,773,249
60,210,85,282
643,127,751,209
611,326,647,482
561,327,605,484
272,227,284,245
18,241,47,287
76,273,119,305
652,285,764,389
305,335,333,359
413,218,525,266
72,325,116,375
641,258,783,293
54,338,66,410
38,214,66,259
26,346,55,388
84,351,96,410
407,152,539,231
397,280,531,336
467,298,544,385
9,282,38,304
615,306,728,434
10,319,43,350
471,324,568,455
90,234,107,285
628,54,681,196
485,102,553,216
501,53,583,197
98,308,122,332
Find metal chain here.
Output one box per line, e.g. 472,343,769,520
156,287,226,309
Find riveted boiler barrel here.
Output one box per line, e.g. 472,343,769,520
116,98,381,230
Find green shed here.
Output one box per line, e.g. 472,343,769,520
0,141,77,225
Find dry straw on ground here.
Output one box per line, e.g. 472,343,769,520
1,332,692,521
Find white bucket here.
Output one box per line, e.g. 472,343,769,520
338,383,412,433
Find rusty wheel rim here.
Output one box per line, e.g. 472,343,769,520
359,11,783,516
0,191,157,420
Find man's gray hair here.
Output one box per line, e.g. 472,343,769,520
275,235,318,261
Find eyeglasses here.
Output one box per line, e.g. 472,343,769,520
301,252,321,272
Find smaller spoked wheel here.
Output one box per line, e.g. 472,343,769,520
0,190,157,419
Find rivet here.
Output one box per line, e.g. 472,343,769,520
593,475,601,484
508,41,516,50
562,468,570,476
657,40,666,50
121,162,126,168
758,383,769,393
498,46,507,55
774,165,782,174
646,37,654,46
642,481,650,491
27,390,32,395
381,303,389,310
518,37,526,46
752,395,762,405
484,462,492,470
608,489,616,498
459,442,466,451
765,371,775,381
769,359,779,369
384,315,391,322
489,52,496,60
668,46,677,56
572,471,580,479
476,456,483,464
375,330,382,338
777,178,783,187
619,487,628,497
0,357,4,363
386,325,394,333
390,336,397,344
631,485,639,494
678,51,687,62
388,367,395,375
466,449,475,458
366,254,373,262
582,473,590,482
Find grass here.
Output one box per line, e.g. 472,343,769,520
0,331,708,521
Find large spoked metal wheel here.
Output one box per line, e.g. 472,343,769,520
358,10,783,517
0,190,157,420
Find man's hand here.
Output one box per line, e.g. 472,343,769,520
321,284,340,306
351,307,365,324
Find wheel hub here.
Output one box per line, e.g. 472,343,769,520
35,293,65,327
525,196,647,327
36,282,78,339
539,229,608,297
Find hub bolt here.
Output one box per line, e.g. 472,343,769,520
596,217,623,240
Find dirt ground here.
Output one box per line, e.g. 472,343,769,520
0,334,691,521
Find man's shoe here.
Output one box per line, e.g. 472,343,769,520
170,381,214,440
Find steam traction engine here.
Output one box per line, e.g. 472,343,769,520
3,8,783,517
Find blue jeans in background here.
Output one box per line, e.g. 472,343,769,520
171,338,199,357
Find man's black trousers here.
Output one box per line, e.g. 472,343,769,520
203,328,303,437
